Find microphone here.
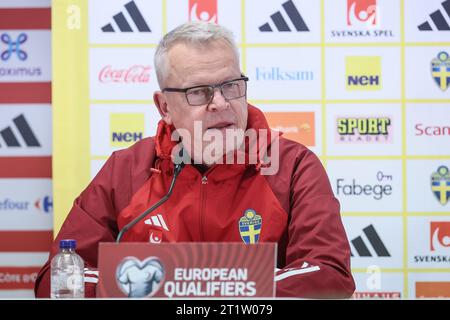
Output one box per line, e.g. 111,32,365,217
116,149,186,243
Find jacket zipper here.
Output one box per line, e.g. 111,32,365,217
199,175,208,241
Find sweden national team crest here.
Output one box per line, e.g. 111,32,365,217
431,51,450,91
431,166,450,206
238,209,262,244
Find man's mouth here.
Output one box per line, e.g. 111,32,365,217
207,122,234,130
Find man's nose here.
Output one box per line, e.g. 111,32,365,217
208,87,229,111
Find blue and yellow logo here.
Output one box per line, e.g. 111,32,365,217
238,209,262,244
431,166,450,206
431,51,450,91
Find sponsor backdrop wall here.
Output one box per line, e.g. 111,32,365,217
0,0,53,297
2,0,448,298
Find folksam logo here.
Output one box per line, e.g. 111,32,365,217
255,67,314,81
1,33,27,61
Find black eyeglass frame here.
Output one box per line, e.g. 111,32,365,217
161,76,249,106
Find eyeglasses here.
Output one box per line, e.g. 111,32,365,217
162,76,249,106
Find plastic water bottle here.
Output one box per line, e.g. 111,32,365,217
50,239,85,298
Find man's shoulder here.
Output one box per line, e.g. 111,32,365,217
109,136,158,171
278,136,315,162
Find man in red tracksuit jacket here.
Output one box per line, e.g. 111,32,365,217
35,22,355,298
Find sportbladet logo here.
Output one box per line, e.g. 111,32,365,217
336,116,392,143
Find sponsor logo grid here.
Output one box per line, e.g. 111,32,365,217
0,1,52,297
48,0,450,299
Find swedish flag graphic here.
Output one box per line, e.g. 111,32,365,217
431,51,450,91
238,209,262,244
431,166,450,205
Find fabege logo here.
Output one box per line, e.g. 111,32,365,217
1,33,27,61
265,112,315,146
116,256,164,298
347,0,377,27
98,65,151,83
336,117,392,143
431,166,450,205
346,56,382,91
35,196,53,214
189,0,217,23
431,51,450,92
430,222,450,251
110,113,145,148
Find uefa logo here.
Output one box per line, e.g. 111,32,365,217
116,256,165,298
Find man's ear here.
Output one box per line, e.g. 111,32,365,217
153,91,173,125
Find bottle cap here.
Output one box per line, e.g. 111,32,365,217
59,239,76,250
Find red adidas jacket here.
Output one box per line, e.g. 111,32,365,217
35,105,355,298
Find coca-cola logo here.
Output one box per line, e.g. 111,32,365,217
98,65,151,83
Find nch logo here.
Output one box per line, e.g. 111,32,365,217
346,56,382,91
259,0,309,32
110,113,144,148
350,224,390,257
101,1,151,33
0,114,40,148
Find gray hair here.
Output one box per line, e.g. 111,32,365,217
154,21,240,88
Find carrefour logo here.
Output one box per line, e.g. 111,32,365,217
110,113,145,148
345,56,382,90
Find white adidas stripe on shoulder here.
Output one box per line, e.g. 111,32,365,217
275,264,321,282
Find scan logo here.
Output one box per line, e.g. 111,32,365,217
110,113,144,148
189,0,217,23
346,56,382,90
